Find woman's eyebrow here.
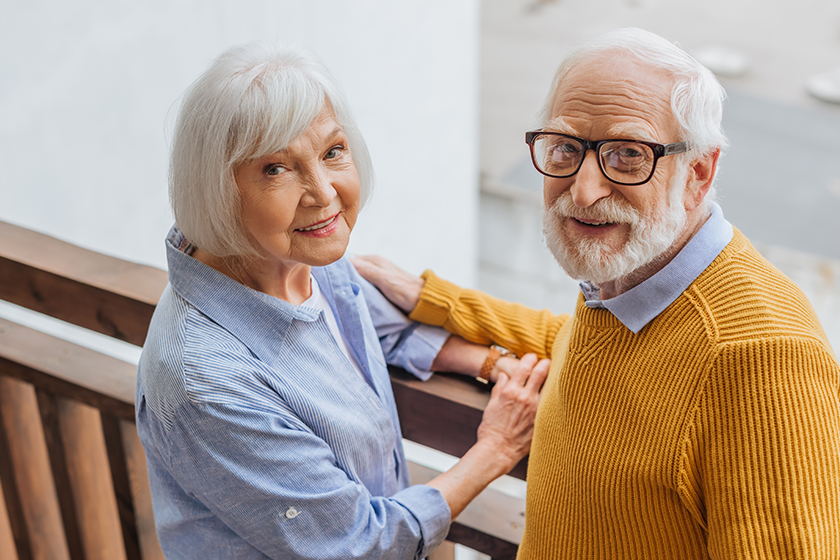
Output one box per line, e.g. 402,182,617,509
323,126,345,141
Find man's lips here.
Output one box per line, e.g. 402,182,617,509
571,217,619,228
296,213,339,232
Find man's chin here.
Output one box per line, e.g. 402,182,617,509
549,240,628,285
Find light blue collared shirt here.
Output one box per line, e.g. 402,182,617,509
136,227,451,560
580,203,734,333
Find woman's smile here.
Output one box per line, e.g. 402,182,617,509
295,213,341,237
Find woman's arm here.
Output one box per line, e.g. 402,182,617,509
430,334,519,384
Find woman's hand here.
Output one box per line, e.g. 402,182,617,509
476,353,550,472
425,353,550,520
351,254,424,313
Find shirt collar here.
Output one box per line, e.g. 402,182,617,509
580,202,733,333
164,226,322,365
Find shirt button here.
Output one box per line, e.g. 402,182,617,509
285,507,300,519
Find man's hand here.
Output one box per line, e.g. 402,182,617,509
351,254,424,313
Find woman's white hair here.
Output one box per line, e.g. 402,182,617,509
538,27,729,201
169,42,373,258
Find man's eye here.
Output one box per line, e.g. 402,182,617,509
618,147,643,158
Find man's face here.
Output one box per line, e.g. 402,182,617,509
541,54,691,285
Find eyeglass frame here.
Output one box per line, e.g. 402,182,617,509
524,131,689,186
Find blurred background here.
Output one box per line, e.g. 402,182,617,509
2,1,839,557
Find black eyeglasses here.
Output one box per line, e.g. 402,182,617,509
525,131,689,186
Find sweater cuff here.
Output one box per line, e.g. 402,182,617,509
410,270,462,327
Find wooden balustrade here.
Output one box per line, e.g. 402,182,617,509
0,220,521,560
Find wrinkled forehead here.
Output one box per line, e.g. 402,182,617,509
547,53,680,142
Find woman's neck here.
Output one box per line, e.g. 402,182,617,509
192,248,312,304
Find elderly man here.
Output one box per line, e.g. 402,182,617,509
354,27,840,559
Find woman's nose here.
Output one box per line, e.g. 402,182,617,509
569,151,613,208
301,168,336,206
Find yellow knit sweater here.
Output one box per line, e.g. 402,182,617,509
412,230,840,559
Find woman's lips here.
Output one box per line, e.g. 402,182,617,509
295,213,340,237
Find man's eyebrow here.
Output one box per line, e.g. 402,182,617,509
541,117,577,136
605,123,656,142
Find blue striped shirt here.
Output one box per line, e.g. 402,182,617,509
136,227,451,559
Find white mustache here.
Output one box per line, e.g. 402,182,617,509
548,191,642,227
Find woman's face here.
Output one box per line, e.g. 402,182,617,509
234,106,361,270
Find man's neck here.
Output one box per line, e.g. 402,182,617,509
595,209,711,300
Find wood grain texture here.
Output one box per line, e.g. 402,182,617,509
120,420,164,560
0,478,21,560
0,375,70,560
0,399,28,560
0,318,135,418
35,391,84,560
58,400,126,560
0,221,166,346
101,415,141,560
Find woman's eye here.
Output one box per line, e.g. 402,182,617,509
325,145,345,160
266,165,285,176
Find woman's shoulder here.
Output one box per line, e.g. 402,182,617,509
139,286,270,404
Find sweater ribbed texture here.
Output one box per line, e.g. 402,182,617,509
412,230,840,559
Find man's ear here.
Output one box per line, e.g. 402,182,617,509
683,148,720,211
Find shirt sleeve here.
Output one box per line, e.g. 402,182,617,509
354,268,450,381
409,270,569,360
152,389,450,560
690,336,840,558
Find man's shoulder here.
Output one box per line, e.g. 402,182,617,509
689,230,826,343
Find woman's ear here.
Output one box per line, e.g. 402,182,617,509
684,148,720,211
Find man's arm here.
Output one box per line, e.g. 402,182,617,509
353,255,569,360
698,337,840,557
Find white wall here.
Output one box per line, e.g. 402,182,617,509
0,0,480,287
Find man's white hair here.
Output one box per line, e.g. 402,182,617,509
169,42,373,258
538,27,728,203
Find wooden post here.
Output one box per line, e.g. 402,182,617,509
58,398,127,560
0,375,70,560
0,447,21,560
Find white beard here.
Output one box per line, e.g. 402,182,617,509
542,171,689,285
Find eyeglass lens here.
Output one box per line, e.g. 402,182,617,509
532,135,656,184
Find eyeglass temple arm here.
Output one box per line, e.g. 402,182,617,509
663,141,688,155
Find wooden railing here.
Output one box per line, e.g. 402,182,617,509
0,220,522,560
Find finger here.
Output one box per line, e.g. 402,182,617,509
351,256,385,284
356,254,397,271
509,353,538,386
524,358,551,391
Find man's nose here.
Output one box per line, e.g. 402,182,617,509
570,151,613,208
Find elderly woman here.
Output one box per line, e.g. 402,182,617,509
136,42,549,560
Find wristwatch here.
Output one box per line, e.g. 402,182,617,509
477,345,510,384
